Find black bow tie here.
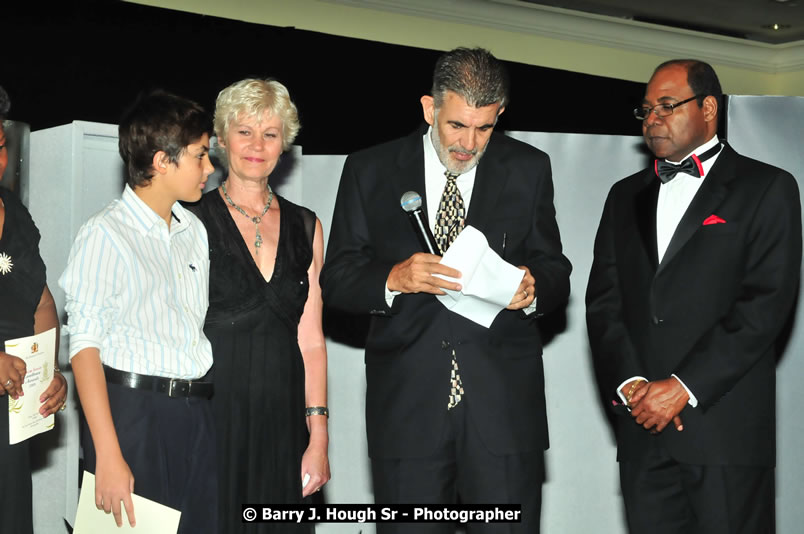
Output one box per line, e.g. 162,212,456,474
654,143,722,184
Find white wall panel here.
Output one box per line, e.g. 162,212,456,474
727,95,804,534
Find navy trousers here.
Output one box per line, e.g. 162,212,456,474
82,382,217,534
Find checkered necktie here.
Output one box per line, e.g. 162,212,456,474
434,171,466,254
435,171,466,409
447,348,465,409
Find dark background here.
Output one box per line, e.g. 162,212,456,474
4,1,648,154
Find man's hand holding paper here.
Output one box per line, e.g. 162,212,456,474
436,226,528,327
507,266,536,311
387,252,462,295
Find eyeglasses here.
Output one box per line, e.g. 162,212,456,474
633,95,701,121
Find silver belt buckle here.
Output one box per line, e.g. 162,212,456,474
168,378,189,398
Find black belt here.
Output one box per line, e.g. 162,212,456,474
103,366,213,399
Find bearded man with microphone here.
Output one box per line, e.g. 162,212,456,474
321,47,571,533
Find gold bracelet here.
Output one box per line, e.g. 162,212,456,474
305,406,329,418
625,379,644,405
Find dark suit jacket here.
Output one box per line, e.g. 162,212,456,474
586,144,801,466
320,126,571,459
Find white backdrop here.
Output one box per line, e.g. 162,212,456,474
23,96,803,533
725,95,804,534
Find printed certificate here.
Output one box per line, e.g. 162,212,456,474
5,327,56,444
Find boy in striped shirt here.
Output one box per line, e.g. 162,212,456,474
60,91,216,533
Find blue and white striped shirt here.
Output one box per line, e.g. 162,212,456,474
60,185,213,379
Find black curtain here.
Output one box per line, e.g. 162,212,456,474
5,0,645,155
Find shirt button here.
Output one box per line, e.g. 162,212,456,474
441,340,450,350
652,316,661,325
178,273,182,279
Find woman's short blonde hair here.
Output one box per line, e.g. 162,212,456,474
214,78,300,151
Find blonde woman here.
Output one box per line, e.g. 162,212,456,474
189,79,329,533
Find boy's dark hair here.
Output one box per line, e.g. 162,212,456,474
0,85,10,121
118,90,211,188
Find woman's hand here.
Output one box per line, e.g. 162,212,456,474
300,437,330,497
0,351,26,399
39,370,68,416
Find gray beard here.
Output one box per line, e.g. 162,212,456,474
430,118,486,175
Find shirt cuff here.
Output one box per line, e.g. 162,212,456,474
67,333,103,359
384,283,401,308
616,376,647,405
671,374,698,407
522,297,538,315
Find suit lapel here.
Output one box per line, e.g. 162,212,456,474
657,145,734,275
634,171,660,271
391,128,429,224
465,132,508,228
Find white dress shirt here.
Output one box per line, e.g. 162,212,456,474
618,136,723,407
656,135,722,261
386,128,536,314
60,185,213,379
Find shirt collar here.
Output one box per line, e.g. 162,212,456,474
423,127,444,176
120,185,188,236
664,135,722,181
666,135,721,164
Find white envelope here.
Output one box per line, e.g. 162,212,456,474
74,471,181,533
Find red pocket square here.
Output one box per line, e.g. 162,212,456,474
703,214,726,225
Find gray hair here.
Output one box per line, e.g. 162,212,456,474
431,48,509,109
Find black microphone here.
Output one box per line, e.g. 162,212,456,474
400,191,440,255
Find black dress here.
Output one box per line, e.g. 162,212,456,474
0,188,46,534
189,190,315,533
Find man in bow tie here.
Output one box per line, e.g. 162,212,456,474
586,59,801,533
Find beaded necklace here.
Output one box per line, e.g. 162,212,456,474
221,181,274,249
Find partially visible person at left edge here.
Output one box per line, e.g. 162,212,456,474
0,84,69,534
59,91,216,532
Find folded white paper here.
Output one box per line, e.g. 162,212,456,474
74,471,181,533
436,226,525,327
5,327,56,444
